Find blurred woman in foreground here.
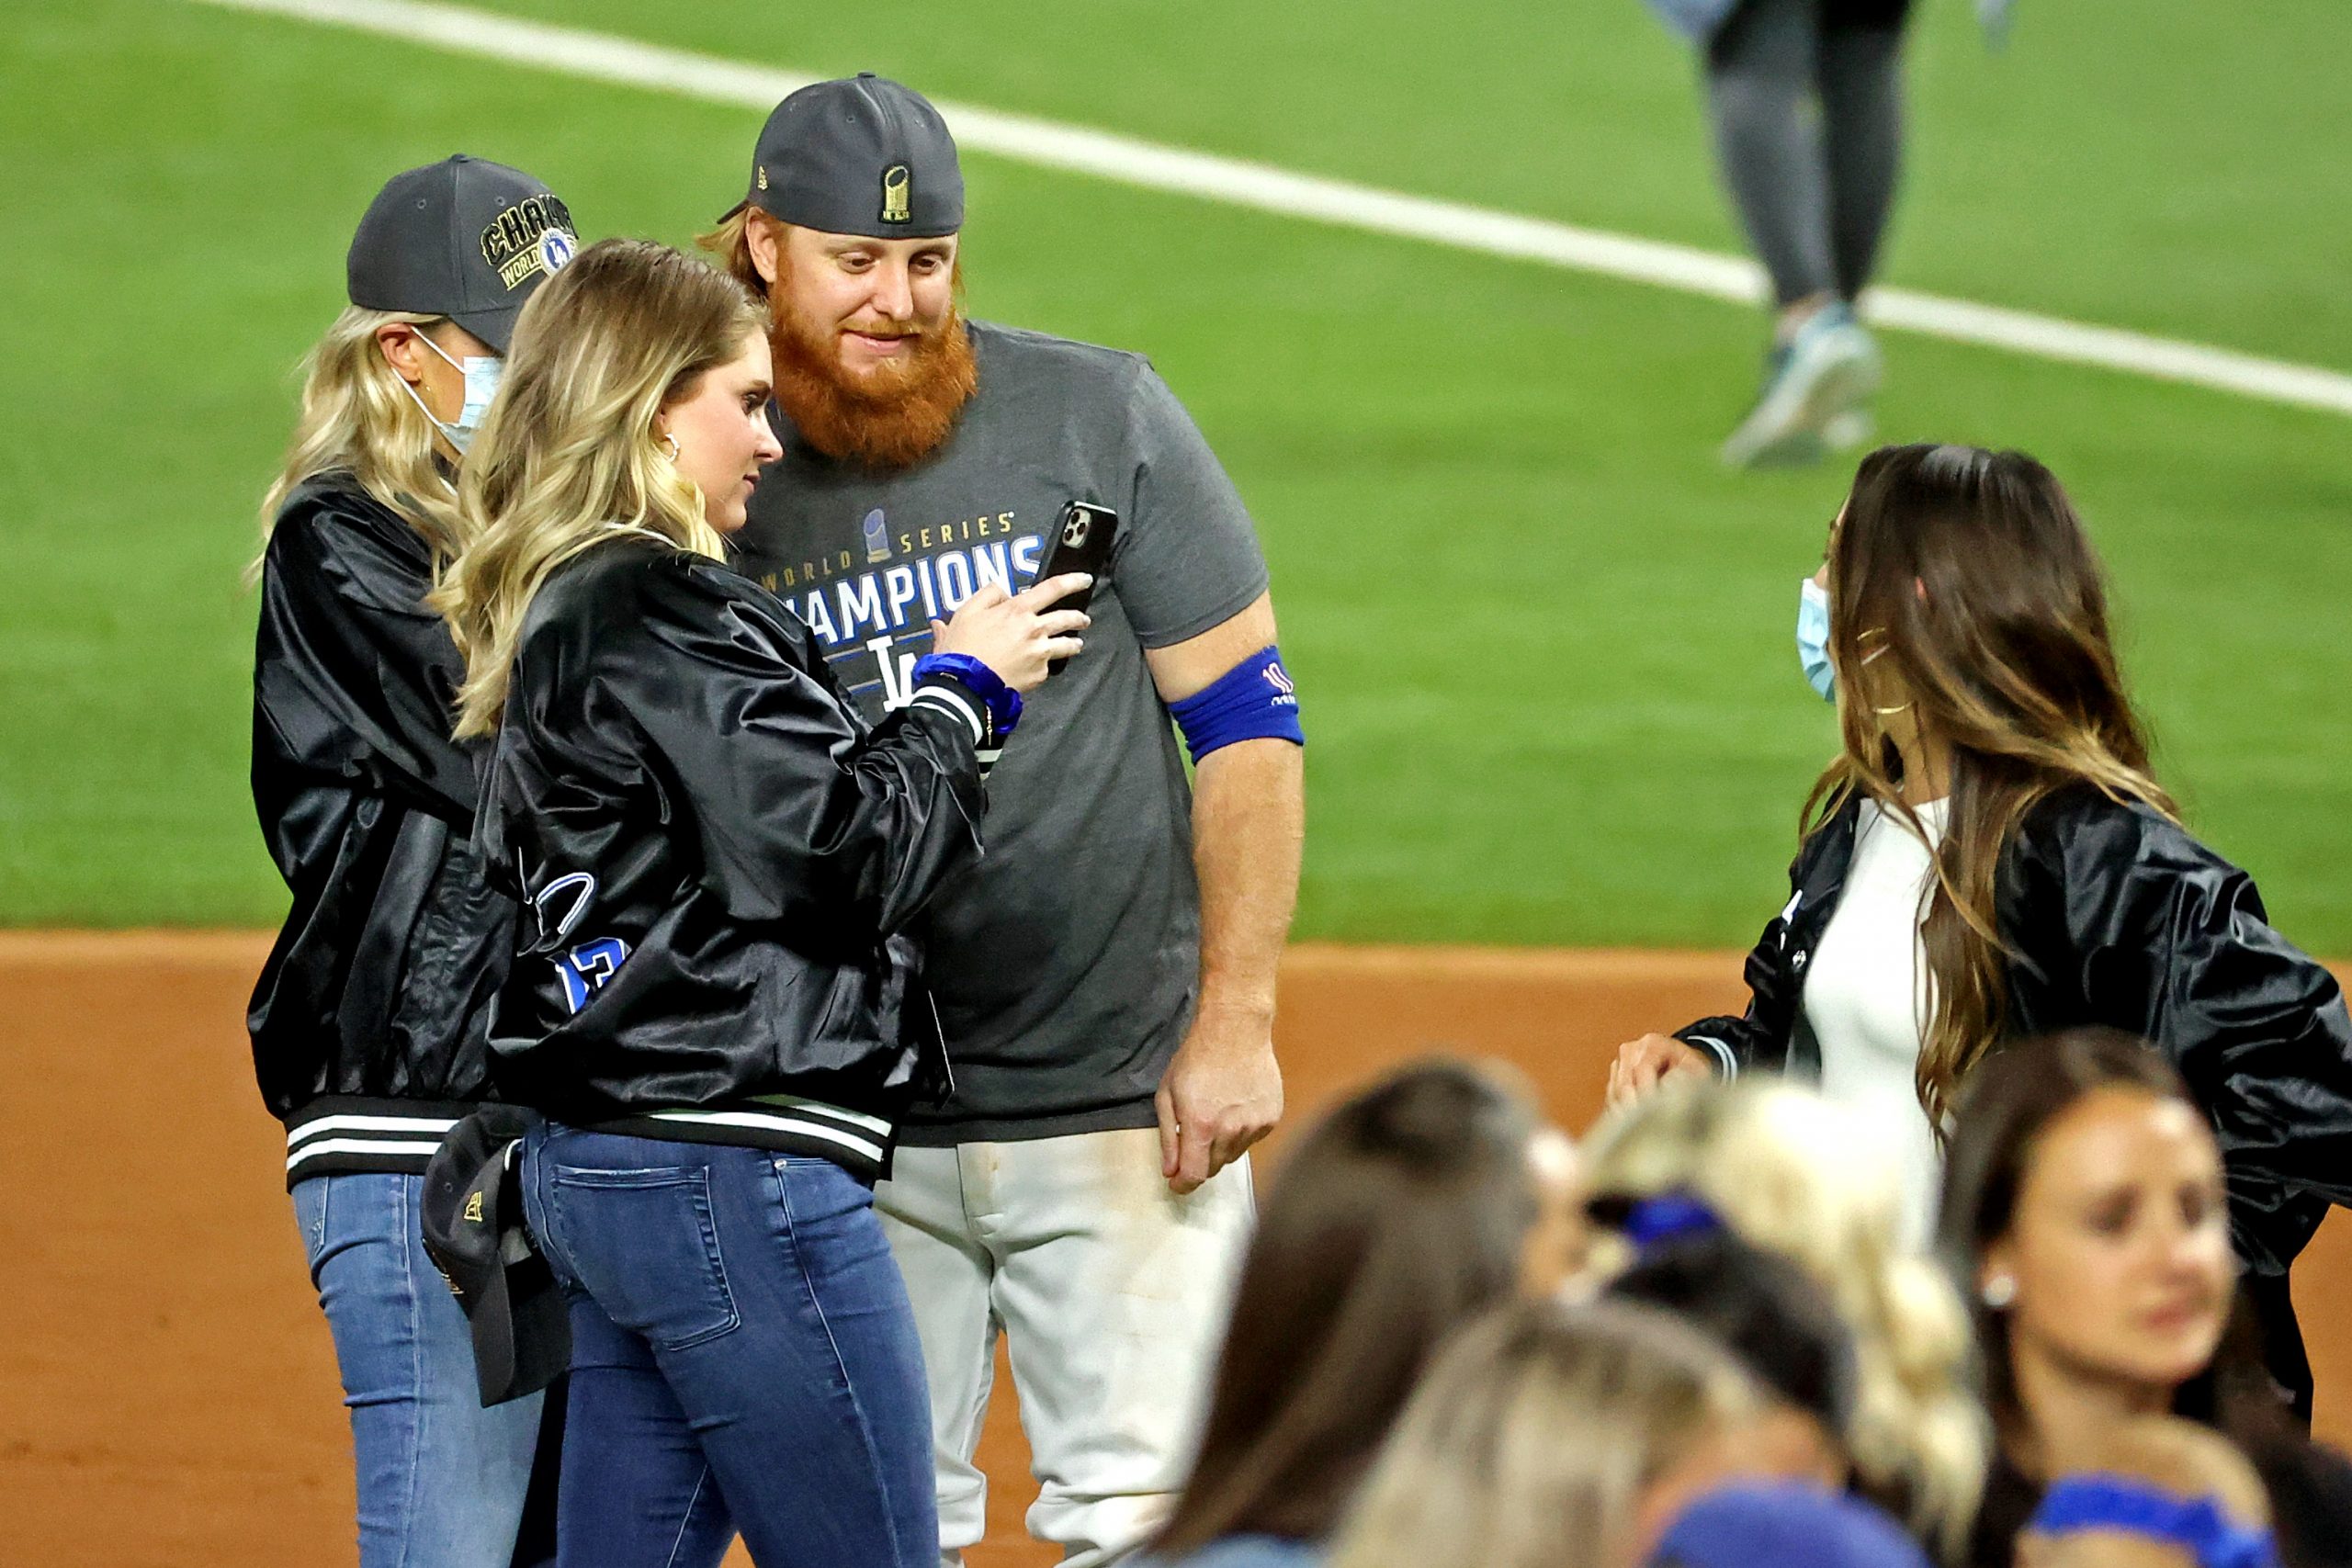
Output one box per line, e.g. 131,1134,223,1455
1941,1030,2352,1568
435,237,1087,1567
1325,1298,1771,1568
1611,443,2352,1410
1585,1077,1984,1555
1144,1057,1585,1568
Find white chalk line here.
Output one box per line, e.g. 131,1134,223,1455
188,0,2352,418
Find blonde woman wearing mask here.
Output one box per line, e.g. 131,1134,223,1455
434,238,1087,1568
248,156,576,1568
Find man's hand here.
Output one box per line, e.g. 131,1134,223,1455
1156,1009,1283,1195
1606,1032,1713,1110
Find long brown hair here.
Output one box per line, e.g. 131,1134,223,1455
1807,444,2175,1130
1152,1057,1545,1553
1937,1029,2279,1443
433,239,763,738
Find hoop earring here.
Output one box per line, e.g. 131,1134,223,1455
660,433,681,462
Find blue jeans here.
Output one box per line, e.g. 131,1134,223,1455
294,1173,546,1568
521,1126,937,1568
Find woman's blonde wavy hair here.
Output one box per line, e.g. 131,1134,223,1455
434,238,767,739
1328,1297,1758,1568
1812,444,2174,1132
1583,1080,1986,1560
255,306,466,571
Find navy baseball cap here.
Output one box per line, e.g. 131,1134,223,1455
347,155,579,354
1649,1484,1929,1568
722,73,964,239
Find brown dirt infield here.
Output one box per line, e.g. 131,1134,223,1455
6,932,2349,1568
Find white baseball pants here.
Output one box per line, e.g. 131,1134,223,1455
876,1126,1256,1568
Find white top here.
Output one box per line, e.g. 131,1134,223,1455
1802,796,1949,1250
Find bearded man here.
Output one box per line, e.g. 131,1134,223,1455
704,75,1305,1568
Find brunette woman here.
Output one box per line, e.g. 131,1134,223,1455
1143,1058,1585,1568
1611,443,2352,1411
1940,1029,2352,1568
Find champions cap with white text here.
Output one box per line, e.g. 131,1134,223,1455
347,155,578,354
724,73,964,240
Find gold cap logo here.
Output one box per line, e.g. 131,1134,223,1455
462,1190,484,1224
756,164,769,191
881,164,911,224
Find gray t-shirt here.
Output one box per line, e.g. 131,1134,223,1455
733,320,1271,1145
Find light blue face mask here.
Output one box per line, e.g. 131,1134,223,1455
401,332,504,456
1797,577,1836,703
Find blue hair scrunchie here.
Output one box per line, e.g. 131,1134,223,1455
1623,1191,1724,1253
2030,1476,2277,1568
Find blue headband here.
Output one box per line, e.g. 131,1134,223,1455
2030,1477,2276,1568
1623,1191,1724,1252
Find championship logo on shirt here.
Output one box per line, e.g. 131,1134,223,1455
862,508,891,563
480,194,579,291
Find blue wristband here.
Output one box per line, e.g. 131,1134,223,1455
911,652,1023,741
2030,1477,2277,1568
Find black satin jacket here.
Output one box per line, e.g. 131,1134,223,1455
473,537,992,1180
1676,784,2352,1407
249,475,514,1188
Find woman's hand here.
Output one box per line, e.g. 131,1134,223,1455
931,574,1092,694
1606,1032,1713,1110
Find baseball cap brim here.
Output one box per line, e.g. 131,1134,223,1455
447,299,527,356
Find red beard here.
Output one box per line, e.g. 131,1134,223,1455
768,292,978,471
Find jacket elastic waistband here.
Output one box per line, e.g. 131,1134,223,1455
583,1092,896,1182
283,1097,481,1190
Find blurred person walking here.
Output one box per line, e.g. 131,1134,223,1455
1645,0,1909,465
1941,1030,2352,1568
1141,1058,1585,1568
1585,1078,1985,1555
433,237,1089,1568
247,155,577,1568
1326,1298,1792,1568
701,74,1305,1566
1610,444,2352,1414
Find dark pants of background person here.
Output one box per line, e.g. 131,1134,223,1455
521,1126,938,1568
1706,0,1913,308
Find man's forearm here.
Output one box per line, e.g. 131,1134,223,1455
1189,738,1305,1023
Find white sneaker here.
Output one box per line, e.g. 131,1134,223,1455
1721,305,1883,468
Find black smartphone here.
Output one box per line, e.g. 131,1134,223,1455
1034,502,1118,673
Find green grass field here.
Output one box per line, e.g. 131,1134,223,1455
4,0,2348,948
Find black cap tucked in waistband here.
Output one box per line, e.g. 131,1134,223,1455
420,1106,569,1405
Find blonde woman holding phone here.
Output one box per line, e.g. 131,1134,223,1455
435,237,1088,1568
